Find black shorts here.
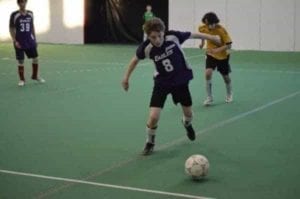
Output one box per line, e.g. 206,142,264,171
15,47,38,60
149,84,192,108
206,54,231,75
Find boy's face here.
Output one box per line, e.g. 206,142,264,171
18,0,27,10
148,31,164,47
204,19,216,30
146,6,152,11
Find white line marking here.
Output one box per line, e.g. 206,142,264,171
35,90,300,198
158,90,300,151
0,169,214,199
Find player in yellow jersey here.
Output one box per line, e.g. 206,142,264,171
198,12,233,106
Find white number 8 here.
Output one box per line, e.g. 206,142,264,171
162,59,174,72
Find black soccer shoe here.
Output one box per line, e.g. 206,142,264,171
184,124,196,141
142,142,155,156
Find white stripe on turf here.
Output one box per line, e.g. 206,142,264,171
0,169,214,199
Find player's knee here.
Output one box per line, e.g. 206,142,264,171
205,71,212,79
184,111,193,119
148,115,159,127
32,57,39,64
223,75,231,84
18,60,24,65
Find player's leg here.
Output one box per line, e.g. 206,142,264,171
172,84,195,141
15,47,25,86
26,48,45,83
142,86,168,155
218,56,232,103
17,59,25,86
222,75,232,102
181,105,195,140
204,55,215,106
142,107,162,155
204,68,213,105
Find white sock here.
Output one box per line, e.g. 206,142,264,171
146,126,157,144
183,114,193,127
206,80,212,98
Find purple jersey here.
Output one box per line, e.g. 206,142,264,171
136,31,193,88
9,10,36,49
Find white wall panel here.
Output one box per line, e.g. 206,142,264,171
37,0,83,44
227,0,260,50
169,0,298,51
295,0,300,51
260,0,294,51
169,0,195,47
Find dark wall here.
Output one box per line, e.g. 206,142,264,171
84,0,169,44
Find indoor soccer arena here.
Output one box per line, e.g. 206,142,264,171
0,0,299,198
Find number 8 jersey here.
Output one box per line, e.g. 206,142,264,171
9,10,36,49
136,31,193,88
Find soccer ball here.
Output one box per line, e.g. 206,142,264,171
185,154,209,179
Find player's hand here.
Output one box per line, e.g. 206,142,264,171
199,43,204,49
122,78,129,91
14,41,21,49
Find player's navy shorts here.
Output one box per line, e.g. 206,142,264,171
150,83,192,108
15,47,38,60
206,54,231,75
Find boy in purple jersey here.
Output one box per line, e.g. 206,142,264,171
122,18,221,155
9,0,45,87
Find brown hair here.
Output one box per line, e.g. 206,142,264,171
144,17,166,35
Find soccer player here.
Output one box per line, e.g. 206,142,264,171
143,5,155,22
9,0,45,87
142,5,155,41
122,18,221,155
198,12,232,106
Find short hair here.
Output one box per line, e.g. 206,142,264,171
17,0,27,4
202,12,220,24
144,17,166,35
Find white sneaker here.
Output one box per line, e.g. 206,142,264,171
203,97,213,106
18,80,25,87
225,94,233,103
33,77,46,83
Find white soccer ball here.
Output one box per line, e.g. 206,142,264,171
185,154,209,179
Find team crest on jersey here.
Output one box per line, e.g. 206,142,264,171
154,44,176,62
20,18,31,23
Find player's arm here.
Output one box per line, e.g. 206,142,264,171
9,14,16,41
32,13,36,39
199,39,205,49
9,26,16,42
207,42,232,54
9,26,21,49
122,55,140,91
190,33,221,46
9,14,21,48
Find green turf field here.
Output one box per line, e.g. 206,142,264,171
0,43,299,199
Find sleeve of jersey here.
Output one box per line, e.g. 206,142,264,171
221,28,232,45
169,31,191,44
136,43,146,60
198,25,207,33
9,13,15,28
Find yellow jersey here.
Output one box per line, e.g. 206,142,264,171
198,24,232,60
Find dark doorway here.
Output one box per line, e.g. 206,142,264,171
84,0,169,44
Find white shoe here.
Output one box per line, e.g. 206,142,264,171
18,80,25,87
203,97,213,106
32,77,46,83
225,94,233,103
